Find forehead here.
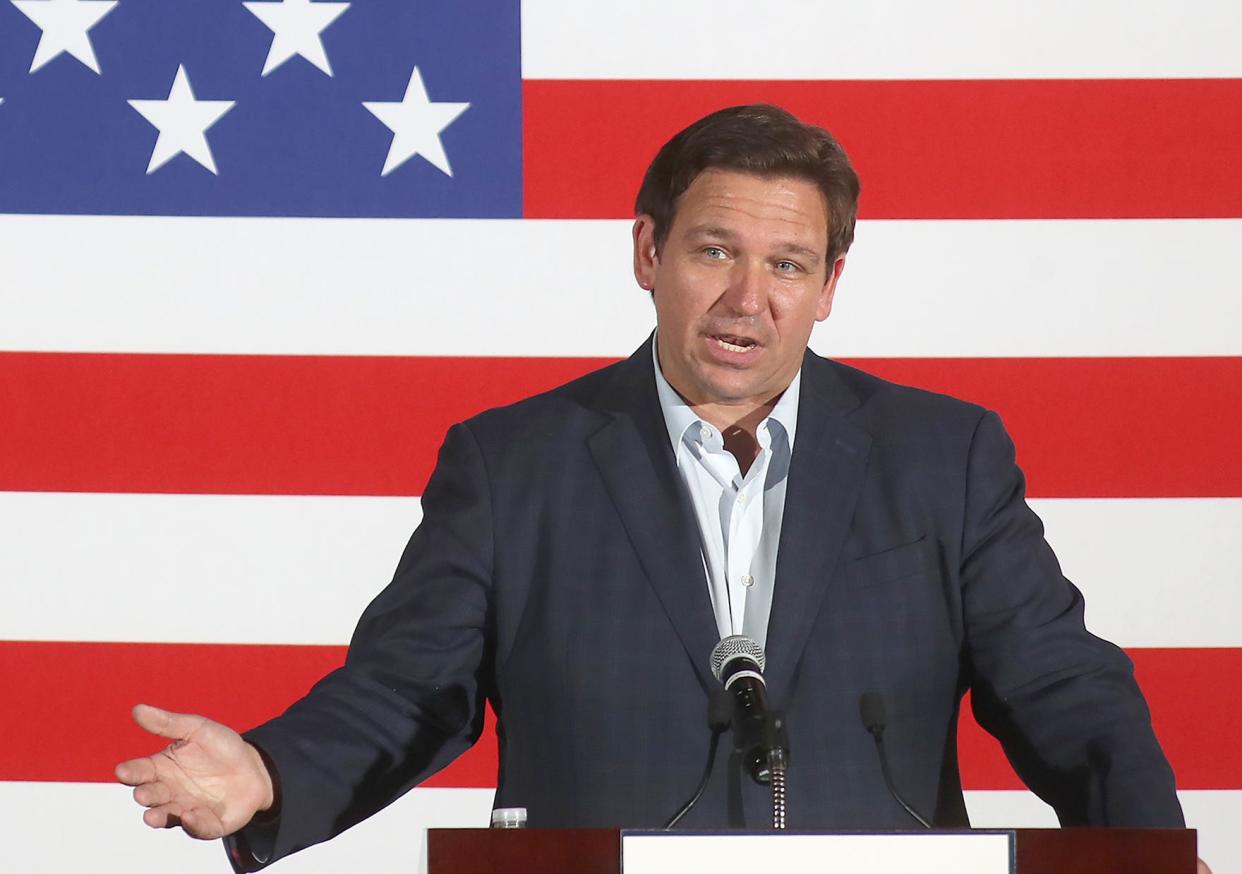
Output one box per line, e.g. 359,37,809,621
669,168,829,248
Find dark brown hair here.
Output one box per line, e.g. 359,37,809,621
634,104,860,264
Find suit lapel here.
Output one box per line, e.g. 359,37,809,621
763,353,872,704
587,339,721,690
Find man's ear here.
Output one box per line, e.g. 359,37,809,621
632,215,659,291
816,256,846,321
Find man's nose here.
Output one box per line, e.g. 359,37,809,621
721,260,766,316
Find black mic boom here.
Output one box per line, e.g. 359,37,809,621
859,692,933,829
663,689,733,829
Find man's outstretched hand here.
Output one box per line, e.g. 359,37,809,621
116,704,275,840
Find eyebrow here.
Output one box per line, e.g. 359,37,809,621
683,224,823,266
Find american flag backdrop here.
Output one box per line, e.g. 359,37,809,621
1,1,1240,870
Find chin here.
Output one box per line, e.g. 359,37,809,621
700,378,765,404
682,360,776,406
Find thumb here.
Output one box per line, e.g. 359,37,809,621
132,703,203,742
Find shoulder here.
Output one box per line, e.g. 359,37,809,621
456,352,642,452
806,353,991,438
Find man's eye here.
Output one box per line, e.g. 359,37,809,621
775,260,800,273
703,246,727,259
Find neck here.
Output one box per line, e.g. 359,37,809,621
692,402,773,476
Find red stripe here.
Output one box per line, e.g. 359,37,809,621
852,356,1242,499
0,641,496,787
0,641,1233,789
3,352,1240,497
957,648,1240,791
0,352,603,497
523,79,1242,220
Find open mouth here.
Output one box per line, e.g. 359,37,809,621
712,334,759,353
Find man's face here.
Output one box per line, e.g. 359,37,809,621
633,168,845,416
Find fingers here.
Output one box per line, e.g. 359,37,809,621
127,767,228,840
118,703,210,786
132,781,172,808
131,703,203,742
142,804,224,840
115,756,157,786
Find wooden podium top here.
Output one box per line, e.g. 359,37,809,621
428,827,1196,873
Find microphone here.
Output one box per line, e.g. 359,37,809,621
710,634,769,714
662,689,733,828
859,692,932,829
710,636,789,786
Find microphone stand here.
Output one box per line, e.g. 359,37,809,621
736,708,791,829
768,745,789,830
709,636,792,829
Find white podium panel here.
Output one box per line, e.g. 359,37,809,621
622,831,1014,874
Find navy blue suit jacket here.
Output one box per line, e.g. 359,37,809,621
234,338,1182,866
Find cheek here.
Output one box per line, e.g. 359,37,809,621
769,288,811,317
654,287,706,331
652,298,692,341
771,291,827,335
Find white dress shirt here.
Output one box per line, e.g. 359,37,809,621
653,341,799,650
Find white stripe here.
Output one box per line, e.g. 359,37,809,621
964,789,1058,828
1033,498,1242,649
0,782,492,874
831,219,1242,358
3,215,1240,358
0,492,421,646
0,215,640,358
1175,791,1242,870
0,782,1232,871
521,0,1242,80
3,493,1240,648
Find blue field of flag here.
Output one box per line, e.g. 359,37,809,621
0,0,522,218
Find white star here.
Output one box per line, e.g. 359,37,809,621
127,66,235,175
242,0,349,77
362,67,469,177
11,0,118,74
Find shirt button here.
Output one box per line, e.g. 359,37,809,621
699,425,711,441
736,493,746,504
741,574,754,587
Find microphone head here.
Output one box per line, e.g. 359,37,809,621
859,692,887,733
710,635,766,682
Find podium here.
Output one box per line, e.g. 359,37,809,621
428,827,1196,873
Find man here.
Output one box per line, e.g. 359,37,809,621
117,105,1190,869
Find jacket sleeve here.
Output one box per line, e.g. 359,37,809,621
958,410,1183,826
224,421,497,868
